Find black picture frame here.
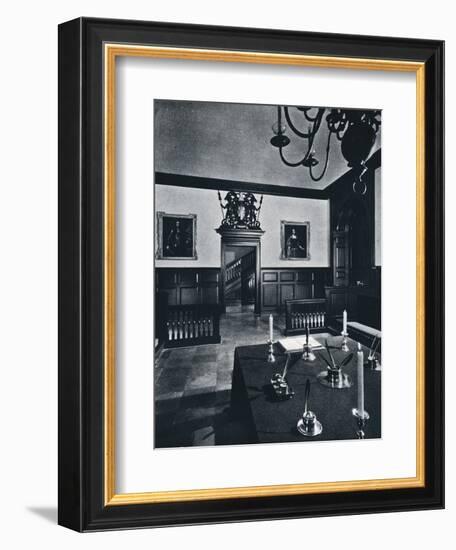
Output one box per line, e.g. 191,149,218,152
58,17,444,532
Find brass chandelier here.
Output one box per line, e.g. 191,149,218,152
270,106,381,194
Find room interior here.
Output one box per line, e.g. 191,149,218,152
154,100,382,448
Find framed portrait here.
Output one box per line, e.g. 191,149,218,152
281,221,310,260
156,212,197,260
58,17,444,531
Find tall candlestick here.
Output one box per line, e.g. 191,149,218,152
357,342,364,414
306,325,310,345
269,314,274,341
343,310,348,334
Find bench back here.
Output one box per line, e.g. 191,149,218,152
285,298,327,336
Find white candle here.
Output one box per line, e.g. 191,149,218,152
269,314,274,341
357,342,364,414
343,310,348,333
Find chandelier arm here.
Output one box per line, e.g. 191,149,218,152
284,106,313,138
313,109,325,133
336,129,345,141
309,131,333,182
279,146,309,167
303,107,325,123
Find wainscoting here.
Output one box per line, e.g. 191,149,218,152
325,267,381,329
261,268,329,312
156,267,330,314
156,268,220,306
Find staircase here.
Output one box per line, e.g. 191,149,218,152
224,250,256,310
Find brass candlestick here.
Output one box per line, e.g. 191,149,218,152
341,330,349,352
365,355,382,371
267,339,276,363
302,327,316,361
302,344,316,362
352,408,370,439
364,334,381,370
302,328,316,362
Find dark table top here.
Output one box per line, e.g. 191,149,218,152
231,334,381,444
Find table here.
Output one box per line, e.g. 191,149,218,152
230,334,381,444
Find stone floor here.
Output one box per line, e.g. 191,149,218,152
154,310,286,448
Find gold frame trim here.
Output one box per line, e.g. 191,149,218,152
104,44,426,506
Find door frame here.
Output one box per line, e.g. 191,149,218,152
217,228,264,315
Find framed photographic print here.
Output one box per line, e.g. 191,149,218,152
156,211,197,260
58,17,444,531
281,221,310,260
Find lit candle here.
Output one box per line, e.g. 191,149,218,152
269,314,274,342
306,324,310,346
343,310,348,334
357,342,364,414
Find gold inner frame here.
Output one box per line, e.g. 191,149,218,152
104,44,426,506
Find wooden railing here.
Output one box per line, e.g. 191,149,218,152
164,304,221,348
225,250,256,304
285,298,327,336
226,258,242,284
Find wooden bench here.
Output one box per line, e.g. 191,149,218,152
347,321,381,352
284,298,328,336
164,304,221,348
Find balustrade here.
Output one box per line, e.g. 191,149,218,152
285,298,328,336
164,304,221,348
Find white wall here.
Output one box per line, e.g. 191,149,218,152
260,193,330,266
155,186,222,267
0,2,453,550
155,185,330,268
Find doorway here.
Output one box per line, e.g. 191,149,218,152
332,197,371,287
223,245,256,310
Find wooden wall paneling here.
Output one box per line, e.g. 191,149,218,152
280,284,295,305
261,268,329,311
263,284,279,308
156,268,221,306
279,272,295,282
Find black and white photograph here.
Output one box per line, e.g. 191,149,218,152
0,1,448,543
154,99,382,449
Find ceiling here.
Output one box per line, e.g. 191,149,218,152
154,100,381,191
